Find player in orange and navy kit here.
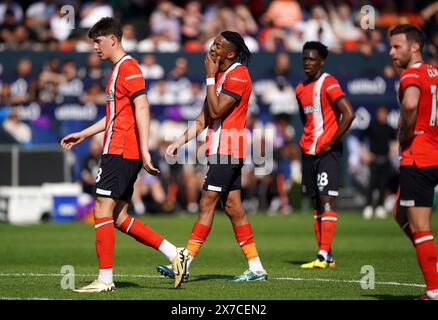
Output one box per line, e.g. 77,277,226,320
157,31,268,282
389,24,438,300
60,17,188,292
296,42,355,269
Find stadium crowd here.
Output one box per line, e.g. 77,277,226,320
0,0,437,216
0,0,437,57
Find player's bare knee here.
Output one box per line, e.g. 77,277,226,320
114,212,128,228
199,197,216,216
319,199,336,213
93,197,115,219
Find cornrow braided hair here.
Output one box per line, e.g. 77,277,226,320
221,31,252,65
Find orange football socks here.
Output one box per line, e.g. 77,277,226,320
95,217,115,284
186,222,211,258
320,211,337,254
117,216,164,250
414,231,438,291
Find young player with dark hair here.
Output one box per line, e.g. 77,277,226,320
296,41,355,269
61,17,188,292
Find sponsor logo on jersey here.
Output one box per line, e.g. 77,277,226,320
125,74,143,81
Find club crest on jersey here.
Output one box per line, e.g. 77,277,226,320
106,89,115,101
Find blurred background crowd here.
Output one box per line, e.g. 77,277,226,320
0,0,438,56
1,0,438,218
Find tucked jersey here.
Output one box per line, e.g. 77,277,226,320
205,63,251,159
296,73,346,155
102,55,146,160
398,62,438,168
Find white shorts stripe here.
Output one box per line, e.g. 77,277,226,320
400,199,415,207
96,188,111,196
314,215,322,219
207,185,222,192
126,218,135,234
321,217,337,222
414,235,434,245
95,220,114,229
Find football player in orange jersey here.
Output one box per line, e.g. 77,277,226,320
390,24,438,300
61,17,188,291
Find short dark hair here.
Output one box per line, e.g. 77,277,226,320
88,17,122,41
389,24,425,51
303,41,328,60
221,31,252,65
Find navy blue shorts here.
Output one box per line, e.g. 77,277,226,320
301,144,343,198
203,155,244,193
94,154,142,202
399,165,438,207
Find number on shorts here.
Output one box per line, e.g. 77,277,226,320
95,168,102,183
317,172,329,188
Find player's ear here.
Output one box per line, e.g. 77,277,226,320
411,42,420,54
110,35,116,46
227,51,236,61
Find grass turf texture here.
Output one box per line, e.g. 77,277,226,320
0,211,436,300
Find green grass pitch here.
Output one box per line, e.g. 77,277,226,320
0,211,436,300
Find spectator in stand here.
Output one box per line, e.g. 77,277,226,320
181,0,204,51
146,0,183,52
261,76,298,117
262,0,302,31
422,2,438,59
80,81,106,105
49,4,73,43
328,2,362,52
55,60,84,104
121,23,137,52
0,9,18,46
235,4,259,53
2,107,32,145
148,79,175,105
78,53,105,86
38,56,61,104
132,169,167,215
139,54,165,80
269,52,292,79
167,57,189,80
265,113,295,215
2,57,36,105
25,0,57,43
79,0,113,29
299,6,340,51
0,1,23,24
361,105,397,220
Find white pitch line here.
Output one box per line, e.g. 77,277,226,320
0,273,426,288
276,277,426,288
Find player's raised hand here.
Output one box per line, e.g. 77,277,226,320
205,53,219,78
142,152,160,176
60,132,85,150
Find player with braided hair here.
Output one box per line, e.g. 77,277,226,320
157,31,268,282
